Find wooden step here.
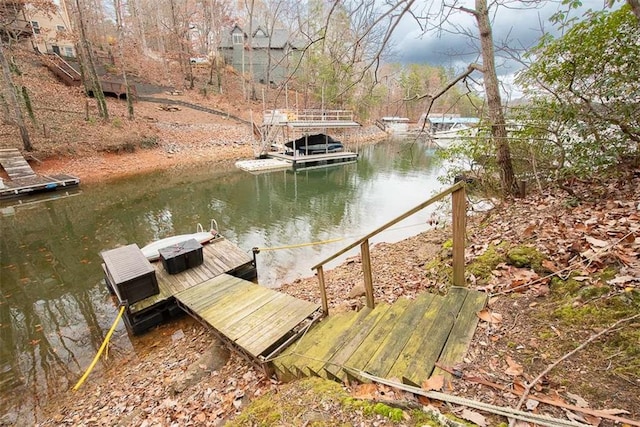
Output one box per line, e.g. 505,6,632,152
274,309,371,377
339,298,413,382
304,306,378,378
363,292,437,378
400,287,469,386
431,289,487,379
386,294,447,380
322,303,392,380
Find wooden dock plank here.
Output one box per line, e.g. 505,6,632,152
400,287,468,386
217,293,293,340
432,290,487,379
197,284,277,323
177,274,320,358
177,275,253,313
130,239,253,314
236,298,320,355
364,293,436,378
0,148,36,179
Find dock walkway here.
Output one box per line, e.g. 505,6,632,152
177,274,321,362
0,148,80,199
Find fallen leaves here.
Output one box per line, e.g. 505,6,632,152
421,374,444,391
504,356,524,376
477,309,503,324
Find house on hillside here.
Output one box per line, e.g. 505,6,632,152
220,24,303,85
26,2,76,58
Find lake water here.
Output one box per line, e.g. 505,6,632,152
0,139,447,423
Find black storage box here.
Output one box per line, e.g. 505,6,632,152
159,238,204,274
101,244,159,304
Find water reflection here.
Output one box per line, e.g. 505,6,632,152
0,139,443,423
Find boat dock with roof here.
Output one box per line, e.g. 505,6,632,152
236,109,361,172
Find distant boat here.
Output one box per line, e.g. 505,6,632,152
285,133,344,155
379,116,410,134
423,116,480,149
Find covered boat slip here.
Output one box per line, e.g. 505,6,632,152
176,274,321,361
243,109,361,171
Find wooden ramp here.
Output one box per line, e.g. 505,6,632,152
273,287,486,385
0,148,36,180
176,274,322,363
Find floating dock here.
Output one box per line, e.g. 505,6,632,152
0,148,80,199
101,237,322,369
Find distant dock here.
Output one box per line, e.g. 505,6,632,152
0,148,79,199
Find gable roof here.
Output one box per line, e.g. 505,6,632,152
220,24,304,50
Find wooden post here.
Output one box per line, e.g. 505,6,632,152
452,186,466,287
360,239,375,309
316,266,329,316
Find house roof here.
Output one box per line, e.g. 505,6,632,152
220,24,304,50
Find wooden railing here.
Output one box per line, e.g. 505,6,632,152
311,181,467,315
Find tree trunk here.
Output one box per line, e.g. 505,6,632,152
475,0,517,196
129,0,149,54
75,0,109,120
114,0,134,119
0,43,33,151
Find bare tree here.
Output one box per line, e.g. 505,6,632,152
114,0,134,119
463,0,517,194
72,0,109,120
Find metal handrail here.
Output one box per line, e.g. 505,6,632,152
311,181,467,315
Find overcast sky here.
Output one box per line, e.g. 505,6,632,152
391,0,609,76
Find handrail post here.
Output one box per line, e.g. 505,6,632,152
316,266,329,315
452,185,466,287
360,239,375,309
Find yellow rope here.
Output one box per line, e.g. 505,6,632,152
256,237,345,251
73,305,125,391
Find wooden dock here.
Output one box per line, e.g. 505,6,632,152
0,148,80,199
267,151,359,170
102,237,322,368
273,287,487,385
176,274,321,363
110,237,258,334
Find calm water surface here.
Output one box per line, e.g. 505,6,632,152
0,139,447,423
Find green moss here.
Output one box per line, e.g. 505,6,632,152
577,286,610,300
442,239,453,250
468,244,506,280
506,245,546,272
550,277,583,295
372,403,403,421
